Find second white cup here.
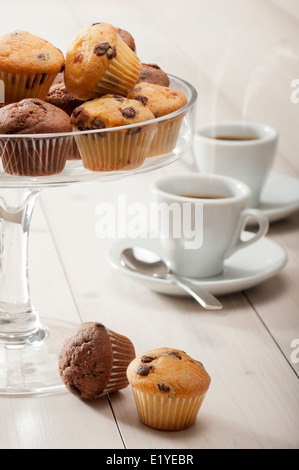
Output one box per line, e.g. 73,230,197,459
151,173,269,279
191,121,278,208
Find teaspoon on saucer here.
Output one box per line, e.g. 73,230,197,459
120,247,223,310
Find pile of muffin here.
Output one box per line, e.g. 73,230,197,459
59,321,211,432
0,24,188,177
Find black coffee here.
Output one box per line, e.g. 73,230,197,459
213,135,259,141
180,194,228,199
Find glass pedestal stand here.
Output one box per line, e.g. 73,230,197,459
0,74,197,395
0,187,80,394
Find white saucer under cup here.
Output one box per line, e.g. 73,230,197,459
108,233,288,297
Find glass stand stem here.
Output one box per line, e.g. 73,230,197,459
0,188,47,346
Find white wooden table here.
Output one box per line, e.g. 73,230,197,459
0,0,298,450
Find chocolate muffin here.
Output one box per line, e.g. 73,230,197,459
137,63,170,87
58,322,136,400
0,98,72,176
116,27,136,52
45,75,82,160
46,81,84,116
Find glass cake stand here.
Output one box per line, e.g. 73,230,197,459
0,75,197,395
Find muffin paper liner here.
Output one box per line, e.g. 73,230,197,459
131,388,207,431
147,115,183,158
102,328,136,394
0,71,58,106
67,137,81,160
74,123,156,171
0,135,71,176
91,35,141,97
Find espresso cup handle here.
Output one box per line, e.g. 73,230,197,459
225,208,269,259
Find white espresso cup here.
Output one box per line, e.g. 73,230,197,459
151,174,269,279
191,121,278,208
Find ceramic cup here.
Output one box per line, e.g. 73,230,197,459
191,121,278,208
151,173,269,279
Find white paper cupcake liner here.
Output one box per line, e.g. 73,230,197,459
0,71,58,106
102,328,136,394
91,35,141,97
147,116,183,158
74,123,156,171
131,388,207,431
0,135,71,176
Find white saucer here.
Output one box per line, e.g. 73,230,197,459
107,232,288,297
258,172,299,223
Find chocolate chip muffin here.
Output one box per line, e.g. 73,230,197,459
65,23,141,100
71,95,156,171
127,348,211,431
137,63,169,87
0,98,72,176
0,30,65,106
129,82,187,157
59,322,135,400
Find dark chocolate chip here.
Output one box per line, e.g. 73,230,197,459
135,95,148,106
91,22,103,26
126,127,142,136
106,46,117,60
120,106,137,118
74,53,83,63
93,42,110,56
95,322,104,328
158,383,170,393
168,351,182,360
113,95,125,102
140,355,155,363
136,364,155,376
37,53,49,61
90,117,106,129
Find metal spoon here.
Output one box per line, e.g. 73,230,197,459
120,247,223,310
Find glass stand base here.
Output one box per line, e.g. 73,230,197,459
0,318,78,395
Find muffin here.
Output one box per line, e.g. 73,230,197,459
46,81,83,116
116,27,136,52
46,79,83,160
0,30,65,106
59,322,136,400
71,95,156,171
0,98,72,176
127,348,211,431
65,23,141,100
129,82,187,157
137,63,169,87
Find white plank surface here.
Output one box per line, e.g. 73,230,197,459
0,0,298,450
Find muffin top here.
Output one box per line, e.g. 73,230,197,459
46,81,84,116
0,98,72,134
137,63,169,87
116,27,136,52
0,30,65,74
65,23,119,100
127,348,211,398
71,95,155,131
59,322,114,400
129,82,187,118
